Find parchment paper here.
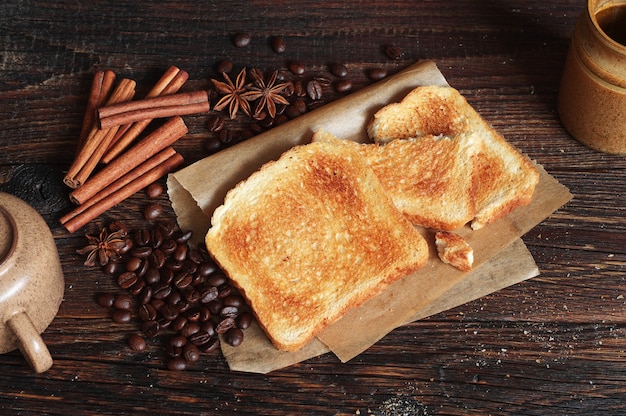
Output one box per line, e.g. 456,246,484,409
167,60,573,373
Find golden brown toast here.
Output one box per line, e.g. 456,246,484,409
205,140,429,352
366,85,539,230
313,129,481,230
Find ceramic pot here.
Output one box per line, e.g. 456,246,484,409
0,192,64,373
558,0,626,154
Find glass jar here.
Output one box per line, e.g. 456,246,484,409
558,0,626,154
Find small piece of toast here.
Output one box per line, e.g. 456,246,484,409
205,140,429,352
435,231,474,272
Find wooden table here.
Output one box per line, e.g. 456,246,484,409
2,0,625,414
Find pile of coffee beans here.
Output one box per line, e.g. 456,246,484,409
94,211,252,371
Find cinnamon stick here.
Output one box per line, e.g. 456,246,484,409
64,78,136,188
76,70,116,155
70,116,188,205
102,67,190,163
98,90,209,130
59,147,178,225
62,152,184,234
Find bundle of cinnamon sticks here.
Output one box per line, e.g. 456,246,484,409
61,66,210,233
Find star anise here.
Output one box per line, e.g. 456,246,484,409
244,69,289,119
211,68,252,119
76,227,128,267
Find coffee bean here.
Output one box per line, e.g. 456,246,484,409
329,63,348,78
134,228,151,246
179,322,200,338
285,104,302,119
208,299,223,315
334,79,353,93
183,290,200,305
170,334,188,348
150,298,165,310
149,249,166,269
289,61,305,75
130,246,152,259
183,343,200,362
216,317,236,334
138,304,157,322
159,268,174,285
220,305,239,318
198,306,211,322
165,259,183,271
125,257,142,272
198,337,220,353
385,44,403,60
167,357,187,371
233,33,251,47
216,59,233,74
170,316,188,332
182,258,198,274
174,272,193,289
137,286,153,305
166,290,182,306
271,36,286,53
166,344,182,358
112,309,132,324
217,284,233,299
117,271,138,289
128,334,146,351
158,221,176,238
367,67,388,81
102,260,120,275
144,203,163,221
173,244,188,263
224,328,244,347
97,293,115,308
207,272,227,287
152,282,172,299
197,262,218,278
189,330,211,346
223,294,245,308
236,311,253,329
113,294,133,310
199,285,219,304
142,320,160,337
145,183,163,199
160,303,179,321
129,280,145,296
293,80,306,97
174,230,193,244
149,228,163,249
207,114,225,132
201,321,216,337
306,79,323,101
109,220,129,236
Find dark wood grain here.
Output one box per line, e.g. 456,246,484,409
2,0,625,414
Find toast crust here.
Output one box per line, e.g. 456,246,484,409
206,140,429,351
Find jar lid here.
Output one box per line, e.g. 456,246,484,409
0,207,17,266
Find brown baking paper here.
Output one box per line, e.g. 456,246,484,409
167,60,573,372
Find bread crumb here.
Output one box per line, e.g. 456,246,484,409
435,231,473,271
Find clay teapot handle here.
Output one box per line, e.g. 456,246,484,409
6,311,53,373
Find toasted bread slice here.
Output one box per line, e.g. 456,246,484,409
205,140,429,352
313,129,481,230
435,231,474,272
367,85,539,229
